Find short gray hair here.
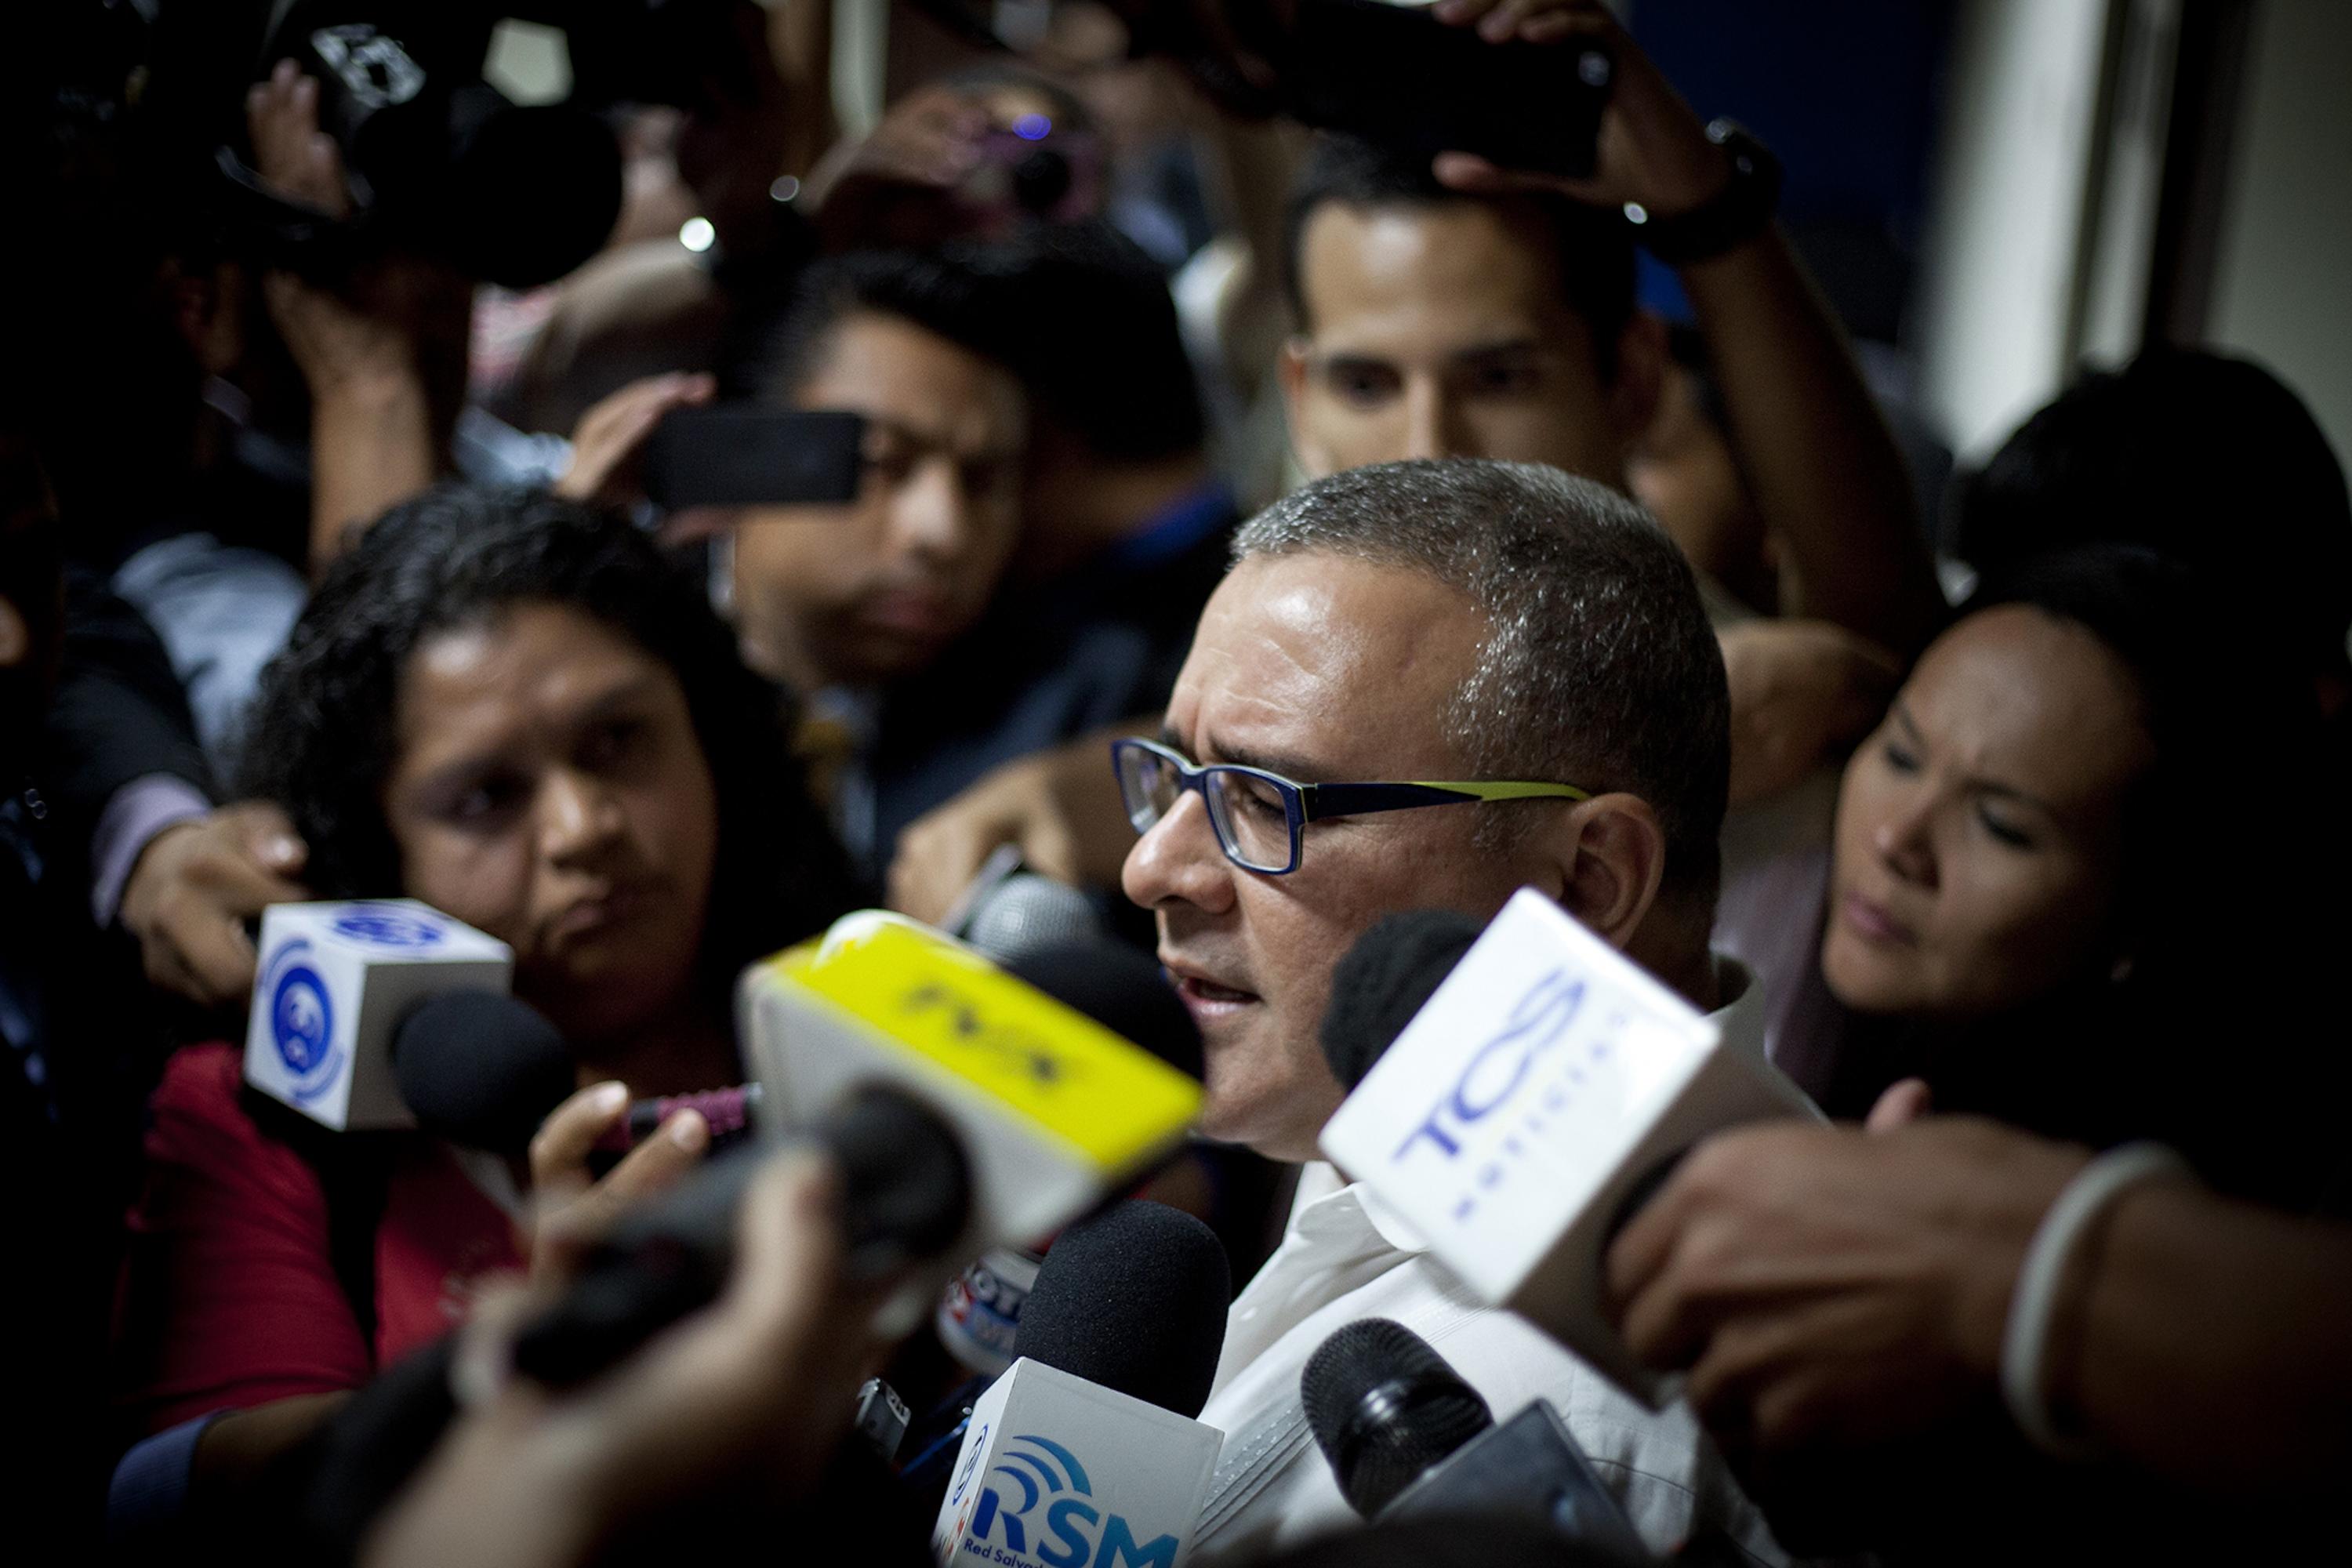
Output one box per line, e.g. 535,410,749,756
1233,458,1730,902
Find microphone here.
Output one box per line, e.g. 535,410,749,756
389,991,570,1155
296,1104,972,1560
1015,1200,1230,1418
949,850,1105,969
601,1083,763,1152
1319,909,1485,1091
299,914,1205,1556
388,990,762,1159
521,913,1210,1385
932,932,1206,1374
999,932,1206,1088
931,1202,1229,1568
244,899,513,1131
741,912,1203,1316
1302,1317,1651,1564
1316,888,1820,1405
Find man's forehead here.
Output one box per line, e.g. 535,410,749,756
1171,553,1484,775
1299,201,1578,349
795,311,1025,452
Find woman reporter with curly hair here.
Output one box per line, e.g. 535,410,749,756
111,488,858,1513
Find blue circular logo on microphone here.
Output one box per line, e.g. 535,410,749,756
272,967,333,1076
330,904,446,949
262,938,342,1104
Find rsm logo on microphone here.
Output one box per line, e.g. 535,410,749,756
958,1434,1181,1568
1389,969,1624,1222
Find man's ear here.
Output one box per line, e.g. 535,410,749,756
1532,792,1668,950
0,599,27,672
1609,310,1668,458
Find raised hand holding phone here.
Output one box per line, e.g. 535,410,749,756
1425,0,1733,216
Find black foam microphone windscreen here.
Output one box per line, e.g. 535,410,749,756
1318,910,1486,1091
391,990,575,1156
1005,935,1206,1082
1014,1200,1231,1419
1301,1317,1495,1519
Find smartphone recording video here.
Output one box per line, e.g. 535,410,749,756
1283,0,1614,177
641,408,867,510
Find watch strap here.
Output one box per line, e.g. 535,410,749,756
1627,119,1784,267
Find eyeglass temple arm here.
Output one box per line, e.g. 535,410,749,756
1299,779,1589,821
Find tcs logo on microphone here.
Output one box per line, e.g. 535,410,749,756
1388,969,1626,1223
958,1434,1179,1568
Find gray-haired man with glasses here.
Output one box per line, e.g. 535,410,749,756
1130,458,1791,1562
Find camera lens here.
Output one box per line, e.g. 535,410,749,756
1011,148,1073,216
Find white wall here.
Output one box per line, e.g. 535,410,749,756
2203,0,2352,473
1913,0,2115,462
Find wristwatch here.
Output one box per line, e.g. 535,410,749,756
1624,119,1783,267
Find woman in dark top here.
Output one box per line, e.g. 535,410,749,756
1800,546,2339,1202
114,488,856,1482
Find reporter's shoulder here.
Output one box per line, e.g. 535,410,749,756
146,1043,317,1192
151,1040,247,1116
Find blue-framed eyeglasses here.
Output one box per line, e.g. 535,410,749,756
1110,737,1591,875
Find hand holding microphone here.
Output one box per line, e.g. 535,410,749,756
361,1150,876,1568
525,1080,715,1283
1596,1112,2093,1548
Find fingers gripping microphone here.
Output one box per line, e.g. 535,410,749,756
932,1202,1230,1568
296,1108,974,1563
1302,1319,1652,1564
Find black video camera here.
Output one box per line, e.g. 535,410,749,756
130,0,763,290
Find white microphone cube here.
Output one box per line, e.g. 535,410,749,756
1319,887,1820,1405
243,900,514,1131
931,1358,1221,1568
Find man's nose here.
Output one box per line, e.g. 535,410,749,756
888,456,970,567
1121,789,1236,917
1399,379,1454,462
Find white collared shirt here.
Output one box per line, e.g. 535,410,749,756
1192,958,1794,1565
